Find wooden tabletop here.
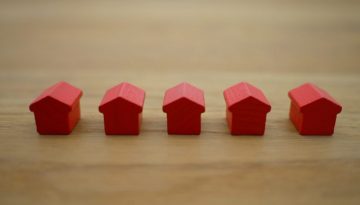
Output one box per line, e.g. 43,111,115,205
1,0,360,204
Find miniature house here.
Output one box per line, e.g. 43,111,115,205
288,83,342,135
163,82,205,135
99,82,145,135
29,81,83,135
223,82,271,135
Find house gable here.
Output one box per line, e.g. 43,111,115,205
229,96,271,113
29,81,82,113
30,96,71,113
163,82,205,114
163,97,205,113
99,82,145,113
288,83,342,114
224,82,271,113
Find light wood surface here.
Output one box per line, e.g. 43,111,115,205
1,0,360,204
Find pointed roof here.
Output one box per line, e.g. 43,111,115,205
99,82,145,113
163,82,205,113
223,82,271,112
288,83,342,113
29,81,83,112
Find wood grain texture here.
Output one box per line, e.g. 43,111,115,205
1,0,360,204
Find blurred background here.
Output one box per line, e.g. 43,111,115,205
1,0,359,75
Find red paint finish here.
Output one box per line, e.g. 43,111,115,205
163,82,205,135
223,82,271,135
99,82,145,135
288,83,342,135
29,81,83,135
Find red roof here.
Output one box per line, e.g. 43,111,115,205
163,82,205,113
29,81,83,112
223,82,271,112
288,83,342,113
99,82,145,113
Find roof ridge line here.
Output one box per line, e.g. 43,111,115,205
310,83,325,99
181,82,187,97
117,83,127,98
243,82,252,97
47,82,64,96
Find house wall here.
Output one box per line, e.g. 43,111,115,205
230,110,267,135
290,101,338,135
301,113,337,135
289,101,303,133
68,101,81,131
166,112,201,135
34,112,70,134
103,110,140,135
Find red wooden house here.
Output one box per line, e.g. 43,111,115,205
288,83,342,135
162,82,205,135
29,81,83,135
223,82,271,135
99,82,145,135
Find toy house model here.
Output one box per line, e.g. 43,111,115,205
162,82,205,135
288,83,342,135
29,81,83,135
223,82,271,135
99,82,145,135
